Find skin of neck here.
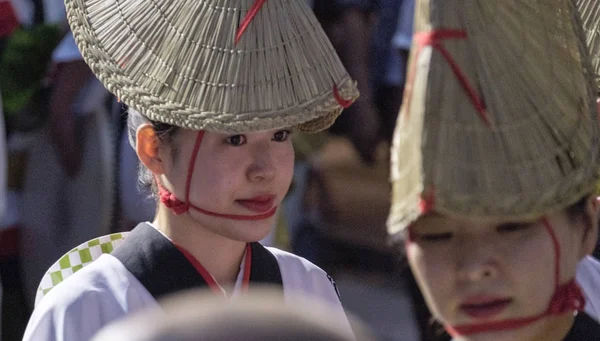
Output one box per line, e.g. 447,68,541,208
452,313,575,341
152,204,247,289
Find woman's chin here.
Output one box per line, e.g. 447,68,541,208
228,220,275,243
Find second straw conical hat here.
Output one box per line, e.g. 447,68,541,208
65,0,358,133
577,0,600,90
388,0,600,234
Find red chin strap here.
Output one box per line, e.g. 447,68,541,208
157,131,278,221
443,218,585,337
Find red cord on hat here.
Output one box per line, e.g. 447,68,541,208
444,218,585,337
235,0,354,111
403,30,490,126
157,131,277,220
236,0,267,45
333,85,353,108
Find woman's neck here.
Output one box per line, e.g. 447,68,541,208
152,206,247,289
537,314,576,341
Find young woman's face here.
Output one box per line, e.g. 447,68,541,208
406,206,596,341
163,128,294,242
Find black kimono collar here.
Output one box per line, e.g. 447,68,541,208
112,223,282,301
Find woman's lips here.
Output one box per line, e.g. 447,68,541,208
236,195,275,213
459,297,512,320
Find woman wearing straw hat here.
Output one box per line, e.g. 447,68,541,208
22,1,359,340
387,0,600,340
572,0,600,324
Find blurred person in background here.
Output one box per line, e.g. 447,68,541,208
17,6,114,307
287,0,414,262
377,0,414,143
312,0,381,164
311,0,413,162
0,82,7,341
1,0,69,337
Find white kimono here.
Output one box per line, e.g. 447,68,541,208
23,223,352,341
577,255,600,321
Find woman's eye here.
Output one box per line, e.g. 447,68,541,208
497,223,533,234
226,135,247,146
417,232,453,242
272,130,291,142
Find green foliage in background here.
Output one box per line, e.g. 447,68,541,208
0,24,62,130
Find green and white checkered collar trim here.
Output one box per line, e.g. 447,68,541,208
34,232,129,307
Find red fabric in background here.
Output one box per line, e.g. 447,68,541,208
0,1,19,38
0,226,19,259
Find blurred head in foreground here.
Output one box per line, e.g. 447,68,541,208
92,287,374,341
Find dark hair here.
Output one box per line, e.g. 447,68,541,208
565,195,589,223
127,109,180,198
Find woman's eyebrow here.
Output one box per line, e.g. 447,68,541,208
497,221,536,229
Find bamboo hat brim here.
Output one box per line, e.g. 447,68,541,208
64,0,359,133
577,0,600,91
388,0,600,234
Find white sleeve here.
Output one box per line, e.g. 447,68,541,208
269,248,355,339
23,289,121,341
22,256,154,341
576,256,600,321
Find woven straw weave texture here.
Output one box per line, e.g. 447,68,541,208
65,0,358,132
577,0,600,90
388,0,600,234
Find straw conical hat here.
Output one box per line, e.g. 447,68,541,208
388,0,600,234
64,0,358,133
577,0,600,91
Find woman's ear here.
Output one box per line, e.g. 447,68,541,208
136,124,166,175
580,195,599,258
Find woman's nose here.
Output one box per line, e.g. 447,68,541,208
456,237,500,283
246,145,276,182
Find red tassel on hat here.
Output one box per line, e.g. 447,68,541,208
158,185,189,215
547,279,585,315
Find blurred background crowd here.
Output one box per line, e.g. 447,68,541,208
0,0,508,340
